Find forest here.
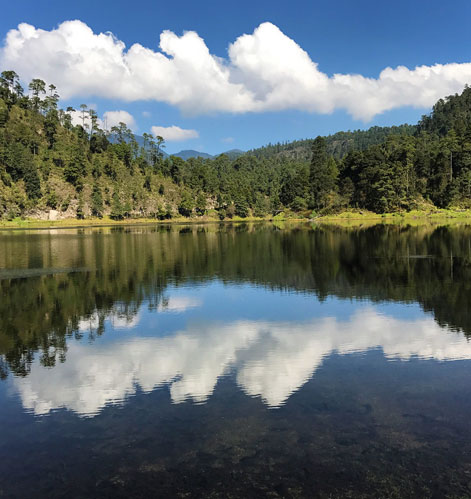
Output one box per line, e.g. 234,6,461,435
2,69,471,219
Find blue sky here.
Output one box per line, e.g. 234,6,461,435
1,0,471,154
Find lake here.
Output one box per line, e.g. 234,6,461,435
1,222,471,498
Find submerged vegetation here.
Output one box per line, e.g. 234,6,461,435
2,70,471,221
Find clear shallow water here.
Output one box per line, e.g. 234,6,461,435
1,223,471,497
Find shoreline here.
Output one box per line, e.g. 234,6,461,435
2,209,471,230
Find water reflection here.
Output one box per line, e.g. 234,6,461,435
13,297,471,417
157,295,203,313
2,223,471,411
3,224,471,497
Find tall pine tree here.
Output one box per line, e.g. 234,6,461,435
309,136,337,210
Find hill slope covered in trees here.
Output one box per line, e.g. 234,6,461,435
1,70,471,220
247,124,417,161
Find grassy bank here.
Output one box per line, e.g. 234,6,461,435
2,209,471,230
0,214,282,230
316,208,471,227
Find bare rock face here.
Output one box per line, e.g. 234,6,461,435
48,210,59,221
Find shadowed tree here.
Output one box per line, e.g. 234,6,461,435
309,136,338,210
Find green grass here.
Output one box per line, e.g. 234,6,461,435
3,208,471,230
315,208,471,227
0,214,293,230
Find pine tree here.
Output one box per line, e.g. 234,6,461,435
91,183,103,218
24,164,41,200
110,191,124,220
309,136,337,210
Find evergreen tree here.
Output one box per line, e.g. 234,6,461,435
24,164,41,200
309,136,337,210
91,183,103,218
110,191,124,220
178,191,194,217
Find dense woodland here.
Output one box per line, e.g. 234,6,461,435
2,70,471,219
247,124,417,161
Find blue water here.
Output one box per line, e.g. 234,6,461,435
0,223,470,497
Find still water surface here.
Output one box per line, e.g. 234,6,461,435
1,223,471,497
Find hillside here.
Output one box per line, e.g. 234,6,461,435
2,70,471,221
417,85,471,136
247,124,416,161
220,149,245,160
172,149,213,160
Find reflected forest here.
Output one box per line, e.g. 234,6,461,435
2,222,471,379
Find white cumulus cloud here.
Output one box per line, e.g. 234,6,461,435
68,108,94,128
151,125,199,141
103,110,136,131
67,108,135,131
2,20,471,120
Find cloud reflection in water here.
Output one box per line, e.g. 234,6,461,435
13,307,471,417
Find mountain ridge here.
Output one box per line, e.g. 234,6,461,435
170,148,245,160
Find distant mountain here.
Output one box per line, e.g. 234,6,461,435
111,134,245,161
172,150,214,160
221,149,245,160
170,148,246,160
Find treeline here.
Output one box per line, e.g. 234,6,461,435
2,69,471,219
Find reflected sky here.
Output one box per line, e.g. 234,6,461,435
2,225,471,497
8,282,471,417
